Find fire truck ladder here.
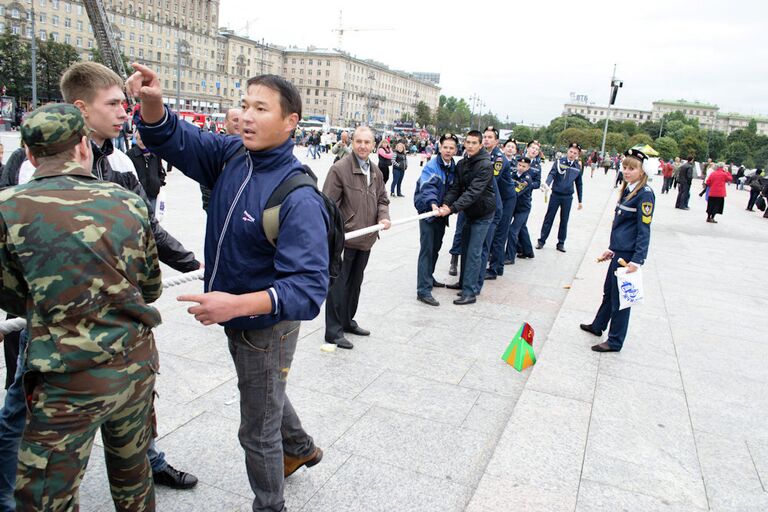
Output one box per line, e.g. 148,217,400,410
82,0,129,81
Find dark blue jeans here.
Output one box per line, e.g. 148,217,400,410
0,330,27,512
449,212,465,256
505,207,531,263
417,219,446,297
539,193,573,246
391,169,405,195
488,196,516,276
458,215,493,297
591,252,633,350
226,321,315,512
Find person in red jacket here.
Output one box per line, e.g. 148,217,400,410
661,160,674,194
704,163,733,223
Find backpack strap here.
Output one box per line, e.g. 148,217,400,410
263,167,318,247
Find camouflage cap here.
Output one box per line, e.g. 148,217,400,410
21,103,90,157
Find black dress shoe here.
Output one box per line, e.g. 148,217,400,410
556,244,566,253
579,323,603,337
484,272,497,280
504,259,514,265
432,279,446,288
535,241,544,249
329,337,354,349
591,342,619,352
417,295,440,306
453,295,477,305
446,282,462,290
153,464,199,490
344,326,370,336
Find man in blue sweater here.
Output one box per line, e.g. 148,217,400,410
537,142,584,252
127,63,329,512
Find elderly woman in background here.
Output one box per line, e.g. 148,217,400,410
704,162,733,223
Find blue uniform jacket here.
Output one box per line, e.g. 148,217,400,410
489,147,515,200
414,155,455,222
136,108,330,330
512,167,541,211
609,184,655,265
546,157,584,202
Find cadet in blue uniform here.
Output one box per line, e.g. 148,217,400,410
506,155,540,264
484,126,516,280
508,140,542,260
413,133,458,306
537,142,584,252
580,148,655,352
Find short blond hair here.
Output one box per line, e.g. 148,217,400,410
60,62,124,104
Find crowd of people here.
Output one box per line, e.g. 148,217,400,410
0,60,766,512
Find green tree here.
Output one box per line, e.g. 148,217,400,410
0,30,31,101
723,141,750,166
639,120,662,139
513,125,533,142
543,115,591,145
653,136,679,160
679,135,706,160
37,37,81,102
706,130,727,160
414,101,432,128
604,132,627,154
628,133,653,147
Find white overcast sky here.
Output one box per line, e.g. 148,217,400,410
219,0,767,126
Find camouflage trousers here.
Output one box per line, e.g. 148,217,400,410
15,334,158,512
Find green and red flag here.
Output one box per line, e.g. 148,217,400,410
501,322,536,372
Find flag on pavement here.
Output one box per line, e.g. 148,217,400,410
501,322,536,371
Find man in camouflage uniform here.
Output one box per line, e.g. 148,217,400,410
0,104,161,511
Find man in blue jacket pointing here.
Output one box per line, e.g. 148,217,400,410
127,63,329,512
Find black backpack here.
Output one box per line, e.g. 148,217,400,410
262,165,344,284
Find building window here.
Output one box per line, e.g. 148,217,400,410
64,17,71,27
39,29,46,39
76,36,83,47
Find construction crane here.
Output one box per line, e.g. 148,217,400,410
82,0,129,81
331,10,393,50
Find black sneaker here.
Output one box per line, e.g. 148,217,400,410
153,464,199,489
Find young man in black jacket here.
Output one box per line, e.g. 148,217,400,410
127,131,166,210
440,131,496,305
675,156,695,210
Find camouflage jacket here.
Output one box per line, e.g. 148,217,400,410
0,156,163,373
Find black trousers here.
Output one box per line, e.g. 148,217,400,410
747,189,760,210
325,248,371,341
675,182,691,208
2,314,19,390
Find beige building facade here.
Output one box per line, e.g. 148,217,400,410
1,0,440,120
281,48,440,127
562,98,768,136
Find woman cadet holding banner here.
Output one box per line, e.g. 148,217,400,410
580,148,655,353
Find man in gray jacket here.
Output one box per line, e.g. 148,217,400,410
323,126,390,349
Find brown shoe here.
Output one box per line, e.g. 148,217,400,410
284,447,323,478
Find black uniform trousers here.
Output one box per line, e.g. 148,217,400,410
591,251,634,351
325,247,370,341
539,192,573,246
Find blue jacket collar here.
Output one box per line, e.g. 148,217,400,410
245,138,297,172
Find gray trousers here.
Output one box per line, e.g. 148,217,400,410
226,320,315,512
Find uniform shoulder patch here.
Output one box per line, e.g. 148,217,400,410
642,215,652,224
641,202,653,216
493,161,503,175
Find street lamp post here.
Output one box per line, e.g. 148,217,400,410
30,7,37,108
176,39,189,112
599,64,622,158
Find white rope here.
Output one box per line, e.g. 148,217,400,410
345,210,439,240
2,210,437,335
0,269,205,335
